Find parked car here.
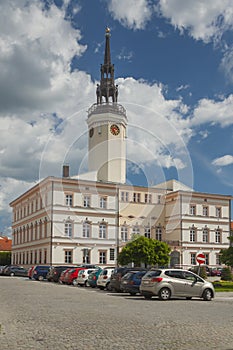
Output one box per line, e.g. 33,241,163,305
2,265,21,275
46,266,77,282
189,265,211,276
140,268,215,301
63,267,89,285
31,265,50,281
3,266,28,277
109,267,148,292
97,267,114,290
75,268,98,287
87,269,103,288
59,268,74,284
120,270,148,295
210,267,222,277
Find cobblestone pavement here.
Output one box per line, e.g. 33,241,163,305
0,277,233,350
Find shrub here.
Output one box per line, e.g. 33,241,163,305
221,267,233,281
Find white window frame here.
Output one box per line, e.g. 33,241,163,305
121,226,128,242
65,250,72,264
83,222,90,238
190,253,196,265
65,194,73,206
133,193,140,203
202,228,208,243
64,222,72,238
100,197,107,209
145,194,152,204
190,205,196,216
190,229,195,242
203,206,208,216
132,226,140,236
99,223,107,239
99,251,106,264
216,207,221,218
215,229,221,243
155,227,162,241
144,227,151,238
121,191,129,202
83,196,91,208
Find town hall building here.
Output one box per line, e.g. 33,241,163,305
10,29,232,269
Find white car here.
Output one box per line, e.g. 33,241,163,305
74,268,98,287
97,267,114,290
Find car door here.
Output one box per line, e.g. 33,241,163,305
182,271,203,297
165,270,187,296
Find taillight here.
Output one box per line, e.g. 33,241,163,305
151,277,163,283
129,281,135,285
82,274,85,278
93,276,96,280
103,276,108,279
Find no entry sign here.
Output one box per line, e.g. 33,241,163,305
196,253,205,265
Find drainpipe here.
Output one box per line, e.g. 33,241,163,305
180,193,183,266
116,186,120,266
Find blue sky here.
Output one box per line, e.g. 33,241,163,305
0,0,233,235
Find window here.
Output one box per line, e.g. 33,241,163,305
82,248,90,263
99,223,107,239
203,206,208,216
66,194,73,206
99,251,106,264
145,194,152,203
202,228,208,243
190,229,195,242
133,193,140,203
158,195,161,204
216,207,221,218
216,254,221,265
155,227,162,241
44,249,47,264
65,222,72,238
204,253,209,265
144,227,151,238
65,250,72,264
190,253,196,265
215,229,221,243
83,222,90,238
132,226,140,235
190,205,196,215
83,196,90,207
110,248,115,261
121,226,128,242
121,192,129,202
100,197,107,209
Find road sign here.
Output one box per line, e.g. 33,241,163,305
196,253,205,265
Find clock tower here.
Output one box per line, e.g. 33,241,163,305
87,28,127,183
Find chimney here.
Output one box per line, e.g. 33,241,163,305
63,165,70,178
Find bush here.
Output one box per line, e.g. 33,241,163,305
0,252,11,265
221,267,233,281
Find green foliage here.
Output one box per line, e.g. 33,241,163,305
221,267,233,281
220,247,233,268
0,252,11,265
117,236,170,267
213,280,233,291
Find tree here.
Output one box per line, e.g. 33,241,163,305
220,246,233,268
117,236,170,267
221,267,233,281
0,252,11,265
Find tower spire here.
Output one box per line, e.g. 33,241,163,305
96,28,118,104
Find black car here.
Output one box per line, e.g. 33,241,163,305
32,265,50,281
120,270,148,295
46,265,77,282
109,267,148,292
3,266,28,277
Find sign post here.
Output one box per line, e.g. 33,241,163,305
196,253,205,276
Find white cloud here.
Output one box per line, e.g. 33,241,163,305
107,0,152,30
212,155,233,166
156,0,233,43
190,95,233,127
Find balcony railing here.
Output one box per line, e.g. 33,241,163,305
87,102,127,118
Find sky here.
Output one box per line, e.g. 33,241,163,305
0,0,233,236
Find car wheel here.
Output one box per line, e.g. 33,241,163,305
203,289,212,301
73,280,77,286
38,276,44,281
10,272,15,277
129,292,137,296
186,297,192,300
158,288,171,301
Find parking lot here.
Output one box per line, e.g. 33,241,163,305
0,276,233,350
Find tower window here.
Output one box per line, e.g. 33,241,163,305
83,196,91,208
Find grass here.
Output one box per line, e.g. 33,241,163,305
213,281,233,292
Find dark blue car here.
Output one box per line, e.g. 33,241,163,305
32,265,50,281
120,270,148,295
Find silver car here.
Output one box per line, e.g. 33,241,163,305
140,269,215,301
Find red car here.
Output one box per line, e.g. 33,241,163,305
59,268,73,284
28,266,35,279
63,267,87,285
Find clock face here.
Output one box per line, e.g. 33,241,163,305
89,128,94,138
110,124,120,135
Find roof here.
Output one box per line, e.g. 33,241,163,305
0,236,12,251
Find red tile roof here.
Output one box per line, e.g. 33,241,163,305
0,236,12,251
